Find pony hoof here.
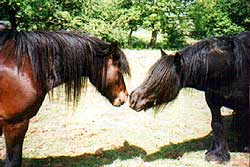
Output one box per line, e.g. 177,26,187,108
205,151,230,164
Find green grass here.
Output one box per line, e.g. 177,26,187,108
0,50,249,167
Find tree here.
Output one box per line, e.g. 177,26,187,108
0,0,103,31
189,0,245,38
113,0,145,46
141,0,188,48
218,0,250,31
0,0,21,30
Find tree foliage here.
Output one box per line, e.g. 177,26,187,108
189,0,246,38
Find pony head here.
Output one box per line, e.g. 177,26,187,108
129,50,182,111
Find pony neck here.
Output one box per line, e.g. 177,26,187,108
180,54,209,91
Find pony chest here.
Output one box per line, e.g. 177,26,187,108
0,66,38,120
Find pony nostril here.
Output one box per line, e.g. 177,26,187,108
119,98,125,105
129,98,136,108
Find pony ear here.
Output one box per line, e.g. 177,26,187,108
109,42,118,54
160,49,168,57
174,52,181,73
109,42,120,60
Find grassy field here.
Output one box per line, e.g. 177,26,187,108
0,50,249,167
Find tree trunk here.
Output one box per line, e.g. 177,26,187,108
128,28,133,47
8,7,18,30
149,28,158,48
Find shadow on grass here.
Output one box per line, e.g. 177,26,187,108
145,133,212,162
0,141,147,167
0,114,242,166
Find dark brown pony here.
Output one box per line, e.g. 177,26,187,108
0,30,130,167
130,32,250,164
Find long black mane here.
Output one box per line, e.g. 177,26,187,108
179,34,250,86
0,30,130,103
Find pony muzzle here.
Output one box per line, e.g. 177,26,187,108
112,91,128,106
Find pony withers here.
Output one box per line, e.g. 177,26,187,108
0,30,130,167
130,32,250,163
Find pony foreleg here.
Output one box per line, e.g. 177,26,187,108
205,107,230,163
3,119,29,167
